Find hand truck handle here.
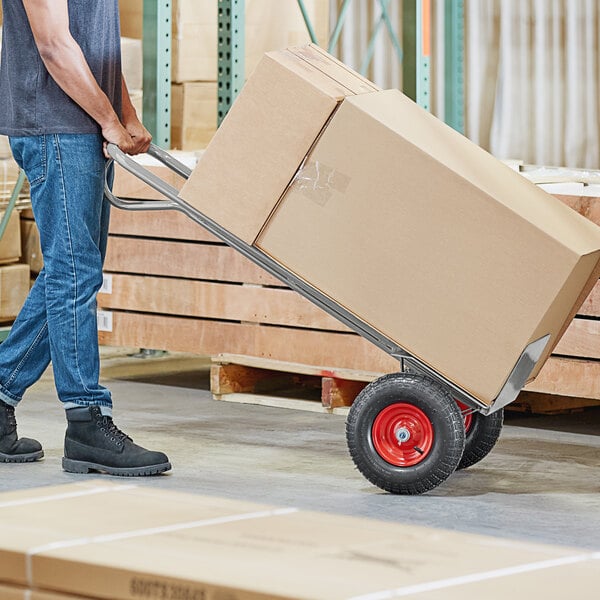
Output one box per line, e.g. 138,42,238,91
104,143,192,212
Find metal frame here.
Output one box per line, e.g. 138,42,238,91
444,0,465,133
104,143,549,416
142,0,172,148
217,0,246,126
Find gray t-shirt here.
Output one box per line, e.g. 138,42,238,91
0,0,122,136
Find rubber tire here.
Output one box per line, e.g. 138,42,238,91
346,373,465,495
457,408,504,470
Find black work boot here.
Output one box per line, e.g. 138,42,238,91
62,406,171,476
0,400,44,463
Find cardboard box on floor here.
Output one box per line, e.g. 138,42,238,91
0,481,599,600
179,44,600,408
0,583,91,600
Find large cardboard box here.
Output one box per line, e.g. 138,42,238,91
0,210,21,264
0,481,599,600
171,82,217,150
180,46,600,408
0,263,29,320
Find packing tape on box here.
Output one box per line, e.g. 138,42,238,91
23,498,298,587
347,551,600,600
291,160,350,206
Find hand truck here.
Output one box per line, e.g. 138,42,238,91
105,143,549,495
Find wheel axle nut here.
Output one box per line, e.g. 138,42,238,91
395,427,410,443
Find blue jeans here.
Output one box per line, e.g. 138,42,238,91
0,134,112,411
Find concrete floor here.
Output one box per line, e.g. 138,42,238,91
1,348,599,552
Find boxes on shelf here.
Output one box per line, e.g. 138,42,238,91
119,0,329,82
0,210,21,265
180,45,600,407
0,263,29,320
20,214,43,275
171,82,217,150
118,0,142,39
121,37,143,91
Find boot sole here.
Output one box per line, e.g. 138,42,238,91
62,457,171,477
0,450,44,463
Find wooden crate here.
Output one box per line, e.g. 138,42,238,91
98,189,600,413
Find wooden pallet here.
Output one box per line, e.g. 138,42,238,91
210,354,376,414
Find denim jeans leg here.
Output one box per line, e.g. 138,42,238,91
0,133,112,410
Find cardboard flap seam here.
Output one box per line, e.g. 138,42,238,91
24,507,299,588
287,46,379,95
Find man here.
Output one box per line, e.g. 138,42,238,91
0,0,171,476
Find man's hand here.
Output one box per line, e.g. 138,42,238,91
101,117,136,158
123,115,152,155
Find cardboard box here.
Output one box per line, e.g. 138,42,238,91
180,46,600,407
171,82,217,150
0,584,91,600
20,217,43,275
0,263,29,320
121,36,143,91
180,45,378,244
0,481,599,600
0,210,21,264
118,0,142,39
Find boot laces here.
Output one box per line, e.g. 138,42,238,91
100,416,132,445
5,405,17,430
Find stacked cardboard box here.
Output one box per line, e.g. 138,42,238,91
0,481,598,599
119,0,329,150
0,210,29,322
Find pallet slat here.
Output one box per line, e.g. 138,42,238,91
104,237,281,285
579,280,600,317
555,194,600,226
554,318,600,359
98,311,400,373
524,356,600,399
109,209,219,242
98,274,349,331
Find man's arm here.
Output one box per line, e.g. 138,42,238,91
22,0,136,154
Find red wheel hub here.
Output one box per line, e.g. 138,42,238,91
456,400,473,433
371,404,434,467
